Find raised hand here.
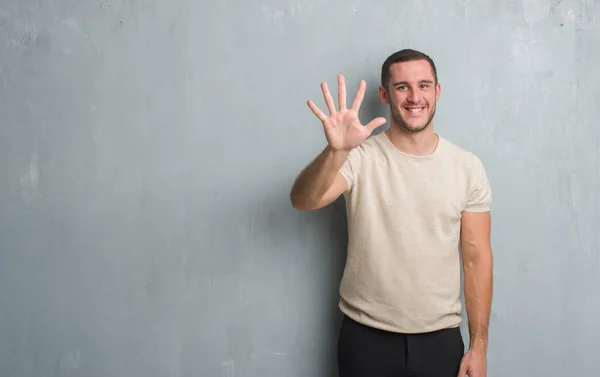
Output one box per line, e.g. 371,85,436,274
307,75,387,152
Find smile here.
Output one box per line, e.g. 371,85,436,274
404,106,425,113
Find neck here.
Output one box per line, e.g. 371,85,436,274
385,122,439,156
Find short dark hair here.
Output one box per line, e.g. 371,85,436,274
381,49,438,89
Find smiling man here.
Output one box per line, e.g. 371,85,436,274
290,49,493,377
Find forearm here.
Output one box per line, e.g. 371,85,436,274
463,246,493,350
290,145,349,209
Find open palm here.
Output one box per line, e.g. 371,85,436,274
307,75,386,152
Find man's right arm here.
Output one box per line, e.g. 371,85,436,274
290,74,385,210
289,145,349,211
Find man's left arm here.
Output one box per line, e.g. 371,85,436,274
462,210,493,349
457,155,493,377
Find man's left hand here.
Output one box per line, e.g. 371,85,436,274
457,345,486,377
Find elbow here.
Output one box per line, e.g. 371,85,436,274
463,246,493,269
290,196,305,211
290,195,315,211
290,189,311,211
289,188,320,211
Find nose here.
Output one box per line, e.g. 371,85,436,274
407,89,421,103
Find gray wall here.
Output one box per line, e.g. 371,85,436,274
1,0,599,376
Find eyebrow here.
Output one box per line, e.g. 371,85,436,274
392,80,434,86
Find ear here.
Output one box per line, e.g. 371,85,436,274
378,85,390,105
435,83,441,101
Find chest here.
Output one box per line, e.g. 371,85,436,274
359,157,469,221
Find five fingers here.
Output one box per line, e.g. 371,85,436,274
307,75,366,119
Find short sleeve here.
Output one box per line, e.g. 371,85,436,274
339,147,362,194
464,155,492,212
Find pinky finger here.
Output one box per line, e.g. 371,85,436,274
307,100,327,122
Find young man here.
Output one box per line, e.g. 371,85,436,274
290,49,493,377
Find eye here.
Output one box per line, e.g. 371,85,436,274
397,85,407,91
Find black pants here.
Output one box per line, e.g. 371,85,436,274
337,315,465,377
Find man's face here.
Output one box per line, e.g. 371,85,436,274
379,60,440,133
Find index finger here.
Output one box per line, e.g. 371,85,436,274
351,80,366,111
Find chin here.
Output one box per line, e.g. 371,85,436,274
403,123,429,133
394,117,431,133
389,104,436,133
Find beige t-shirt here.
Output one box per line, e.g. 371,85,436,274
338,131,492,334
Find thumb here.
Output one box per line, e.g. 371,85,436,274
365,117,387,133
457,356,469,377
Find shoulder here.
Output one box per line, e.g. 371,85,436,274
350,132,386,157
438,137,493,209
339,132,387,191
354,132,385,154
438,136,486,172
344,132,386,164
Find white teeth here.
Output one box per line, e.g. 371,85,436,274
408,108,423,112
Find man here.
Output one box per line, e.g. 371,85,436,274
290,49,493,377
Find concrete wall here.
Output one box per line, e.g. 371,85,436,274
1,0,599,376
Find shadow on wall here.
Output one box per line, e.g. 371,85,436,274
194,181,350,375
286,196,350,376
